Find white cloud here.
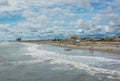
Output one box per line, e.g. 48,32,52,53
62,12,76,18
23,10,36,18
37,15,49,22
112,0,120,7
99,7,113,13
0,0,9,6
0,0,28,12
76,20,84,26
27,15,49,24
93,13,103,23
77,29,83,33
0,0,92,12
70,20,84,28
53,20,66,26
76,0,91,9
0,0,119,40
51,7,64,14
22,9,49,24
104,26,111,32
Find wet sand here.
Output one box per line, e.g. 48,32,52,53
42,41,120,54
21,41,120,54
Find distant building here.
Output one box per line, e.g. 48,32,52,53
70,35,79,44
70,35,78,40
16,38,21,42
112,37,120,42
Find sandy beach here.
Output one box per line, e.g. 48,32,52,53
48,42,120,54
22,41,120,54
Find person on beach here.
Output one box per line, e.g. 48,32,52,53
89,47,94,51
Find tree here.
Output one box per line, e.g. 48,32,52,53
16,38,21,42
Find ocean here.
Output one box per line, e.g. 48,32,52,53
0,42,120,81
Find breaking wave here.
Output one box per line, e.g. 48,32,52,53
0,42,120,79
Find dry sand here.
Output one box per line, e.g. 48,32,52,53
45,42,120,54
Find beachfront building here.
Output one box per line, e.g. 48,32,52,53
112,36,120,42
70,35,79,44
16,38,21,42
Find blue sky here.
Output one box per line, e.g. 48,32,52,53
0,0,120,40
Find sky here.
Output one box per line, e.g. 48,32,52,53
0,0,120,40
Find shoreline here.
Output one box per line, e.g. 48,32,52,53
21,41,120,54
48,43,120,54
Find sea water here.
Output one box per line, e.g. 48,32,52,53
0,42,120,81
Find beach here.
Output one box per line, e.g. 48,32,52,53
48,42,120,54
22,41,120,54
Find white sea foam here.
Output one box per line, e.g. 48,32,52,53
18,43,120,79
0,42,10,46
1,42,119,79
0,60,43,66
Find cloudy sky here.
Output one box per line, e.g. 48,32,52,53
0,0,120,40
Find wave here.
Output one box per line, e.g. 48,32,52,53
0,60,43,66
0,41,10,46
0,58,120,79
1,42,120,79
11,43,118,78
